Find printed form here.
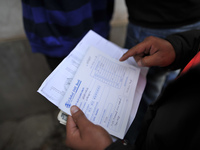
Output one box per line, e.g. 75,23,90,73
38,30,148,139
59,47,140,139
38,30,126,107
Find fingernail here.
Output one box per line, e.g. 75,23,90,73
71,106,79,114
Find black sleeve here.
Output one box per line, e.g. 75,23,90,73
165,29,200,70
105,140,135,150
137,65,200,150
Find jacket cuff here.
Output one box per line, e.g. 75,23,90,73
105,140,134,150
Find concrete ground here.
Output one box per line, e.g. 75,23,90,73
0,25,127,150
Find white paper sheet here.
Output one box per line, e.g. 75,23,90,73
38,30,148,138
59,47,140,139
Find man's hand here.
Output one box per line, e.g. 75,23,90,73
66,106,112,150
120,36,176,67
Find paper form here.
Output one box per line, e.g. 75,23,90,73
37,30,148,139
38,30,125,106
59,47,140,139
38,53,83,106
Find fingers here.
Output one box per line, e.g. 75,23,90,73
66,116,77,135
70,106,91,131
66,115,81,148
119,36,175,67
120,45,152,67
119,50,135,61
119,44,146,61
66,106,113,150
137,53,160,67
66,106,89,148
66,115,75,131
66,106,80,137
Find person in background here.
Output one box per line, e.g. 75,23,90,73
124,0,200,144
22,0,114,70
65,29,200,150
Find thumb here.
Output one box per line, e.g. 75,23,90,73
66,115,78,136
70,106,91,131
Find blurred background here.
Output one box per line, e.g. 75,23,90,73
0,0,128,150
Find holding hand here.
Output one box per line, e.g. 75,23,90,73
66,106,112,150
120,36,176,67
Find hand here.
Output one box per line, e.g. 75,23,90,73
66,106,112,150
120,36,176,67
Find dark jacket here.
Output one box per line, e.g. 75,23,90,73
106,30,200,150
125,0,200,29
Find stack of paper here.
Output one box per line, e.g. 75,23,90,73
38,30,148,139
